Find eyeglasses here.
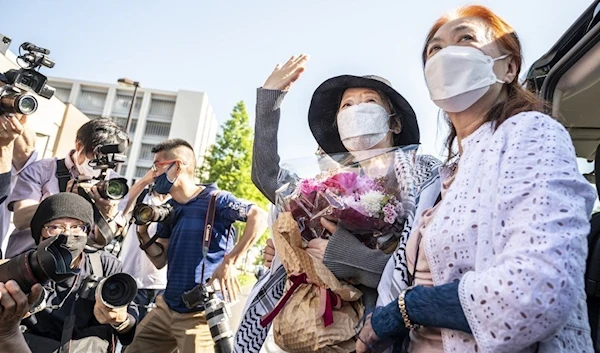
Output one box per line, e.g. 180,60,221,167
43,224,89,236
151,159,185,172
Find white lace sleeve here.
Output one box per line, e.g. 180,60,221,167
458,113,596,352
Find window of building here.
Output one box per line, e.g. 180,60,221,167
135,167,150,178
112,93,143,117
112,116,137,134
77,89,107,114
144,121,171,137
148,98,175,120
54,87,71,102
138,143,155,161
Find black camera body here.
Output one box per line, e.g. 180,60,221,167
0,39,55,115
0,234,79,294
77,143,130,200
182,284,233,353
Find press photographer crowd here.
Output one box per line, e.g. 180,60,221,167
0,39,268,353
4,2,600,353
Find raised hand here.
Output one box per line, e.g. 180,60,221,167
0,114,27,147
263,54,310,91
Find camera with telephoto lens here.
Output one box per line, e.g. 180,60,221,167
0,234,79,294
0,38,55,115
182,284,233,353
77,143,129,200
132,203,173,225
79,272,137,309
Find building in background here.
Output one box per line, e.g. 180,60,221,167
47,77,219,182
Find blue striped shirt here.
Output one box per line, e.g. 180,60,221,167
157,183,253,313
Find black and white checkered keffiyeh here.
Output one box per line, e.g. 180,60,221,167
234,147,441,353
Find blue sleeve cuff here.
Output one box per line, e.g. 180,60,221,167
371,282,471,341
405,282,471,333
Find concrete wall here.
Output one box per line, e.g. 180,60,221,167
52,104,90,158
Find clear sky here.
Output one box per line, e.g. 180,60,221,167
2,0,593,160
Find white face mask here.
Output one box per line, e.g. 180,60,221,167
74,150,101,177
336,103,391,151
424,46,509,113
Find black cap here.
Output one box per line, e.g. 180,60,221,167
30,193,93,244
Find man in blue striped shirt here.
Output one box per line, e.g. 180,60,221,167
125,138,268,353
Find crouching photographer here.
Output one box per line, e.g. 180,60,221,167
124,139,268,353
0,193,138,353
6,118,130,258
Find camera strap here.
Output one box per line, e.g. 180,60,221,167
56,158,71,192
77,188,117,247
200,191,221,284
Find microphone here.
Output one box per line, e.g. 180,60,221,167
20,42,50,54
96,143,127,154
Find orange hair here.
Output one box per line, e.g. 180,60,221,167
423,5,549,159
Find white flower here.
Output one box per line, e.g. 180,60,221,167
359,191,385,216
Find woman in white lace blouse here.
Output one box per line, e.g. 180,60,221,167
357,5,596,353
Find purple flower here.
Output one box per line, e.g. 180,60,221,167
354,175,378,194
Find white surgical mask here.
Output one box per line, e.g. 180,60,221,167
424,46,509,112
74,150,101,178
336,103,391,151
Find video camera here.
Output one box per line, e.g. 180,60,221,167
77,143,130,200
0,37,55,115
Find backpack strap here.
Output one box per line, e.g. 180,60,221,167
88,251,104,278
56,158,72,192
200,191,220,284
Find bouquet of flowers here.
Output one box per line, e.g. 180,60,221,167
278,170,405,252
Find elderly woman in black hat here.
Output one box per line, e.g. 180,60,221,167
234,55,442,352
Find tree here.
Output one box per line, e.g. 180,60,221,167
198,101,270,248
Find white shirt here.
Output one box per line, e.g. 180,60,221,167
425,112,595,353
118,192,168,290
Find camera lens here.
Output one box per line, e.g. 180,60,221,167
17,95,38,114
0,93,38,115
133,204,154,225
98,273,137,309
106,179,128,199
97,178,129,200
133,203,173,225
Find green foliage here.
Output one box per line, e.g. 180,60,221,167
237,272,257,288
197,101,270,242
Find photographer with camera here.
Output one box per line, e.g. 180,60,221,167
16,192,138,353
6,118,129,258
124,139,268,353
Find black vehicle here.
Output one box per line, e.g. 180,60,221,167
525,1,600,351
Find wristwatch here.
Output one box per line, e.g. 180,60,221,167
111,316,131,332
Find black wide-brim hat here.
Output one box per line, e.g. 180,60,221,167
308,75,419,155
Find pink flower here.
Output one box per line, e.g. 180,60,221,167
323,172,357,194
298,178,321,195
383,203,397,224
